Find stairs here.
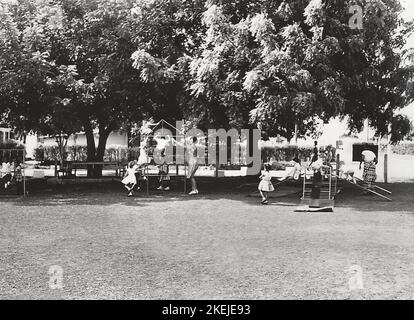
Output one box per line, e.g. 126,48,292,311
301,167,337,208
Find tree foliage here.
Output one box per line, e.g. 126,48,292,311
1,0,414,173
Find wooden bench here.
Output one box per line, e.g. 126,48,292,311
57,161,126,178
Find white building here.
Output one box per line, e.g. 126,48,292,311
0,127,12,144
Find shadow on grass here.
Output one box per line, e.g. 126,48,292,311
1,178,413,214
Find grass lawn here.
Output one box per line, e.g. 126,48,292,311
0,181,414,300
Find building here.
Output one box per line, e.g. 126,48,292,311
0,127,13,144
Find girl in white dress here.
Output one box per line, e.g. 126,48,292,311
137,140,150,166
187,137,199,195
258,163,275,205
122,161,138,197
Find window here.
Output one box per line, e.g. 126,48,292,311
5,132,9,142
0,131,3,143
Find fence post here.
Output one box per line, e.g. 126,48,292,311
336,154,340,177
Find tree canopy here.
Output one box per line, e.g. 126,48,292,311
1,0,414,175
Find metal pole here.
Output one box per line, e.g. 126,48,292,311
184,138,187,194
23,150,26,197
328,166,332,200
302,170,306,200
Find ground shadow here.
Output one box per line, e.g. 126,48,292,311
1,179,413,214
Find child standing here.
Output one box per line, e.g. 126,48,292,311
122,161,138,197
258,163,274,205
14,161,24,195
156,161,170,191
1,159,12,189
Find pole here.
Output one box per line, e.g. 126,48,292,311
23,150,26,197
294,123,298,145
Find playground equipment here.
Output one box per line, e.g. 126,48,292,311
333,174,392,202
296,160,393,212
296,166,336,212
0,148,26,197
132,119,188,194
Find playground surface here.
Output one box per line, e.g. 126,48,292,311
0,182,414,300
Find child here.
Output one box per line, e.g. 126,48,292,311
132,160,143,191
280,157,302,181
1,159,12,190
156,141,171,191
137,140,150,166
13,161,24,195
310,157,324,203
122,161,138,197
156,161,170,191
324,146,333,166
258,163,274,205
338,161,356,184
308,141,319,169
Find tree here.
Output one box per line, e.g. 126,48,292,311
1,0,148,176
129,0,205,126
2,0,413,171
186,0,414,141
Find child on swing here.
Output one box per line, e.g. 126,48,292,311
157,159,170,191
258,163,274,205
122,161,138,197
156,140,171,191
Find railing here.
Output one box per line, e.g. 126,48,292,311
302,164,336,201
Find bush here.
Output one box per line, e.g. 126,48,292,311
261,145,336,163
0,141,25,150
0,142,25,162
34,145,130,163
390,142,414,155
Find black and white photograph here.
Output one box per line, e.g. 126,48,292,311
1,0,414,308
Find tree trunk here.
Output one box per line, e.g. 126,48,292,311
82,113,113,177
56,134,68,172
84,122,96,177
93,128,111,177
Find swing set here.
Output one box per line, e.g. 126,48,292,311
131,119,189,194
0,148,27,197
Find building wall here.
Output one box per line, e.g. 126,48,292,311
0,127,12,144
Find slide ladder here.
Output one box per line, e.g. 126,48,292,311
301,166,337,208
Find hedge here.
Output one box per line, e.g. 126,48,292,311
262,145,336,163
34,146,130,164
0,142,25,162
390,143,414,155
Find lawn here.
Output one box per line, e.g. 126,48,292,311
0,181,414,300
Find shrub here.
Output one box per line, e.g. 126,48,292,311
261,145,336,163
34,145,130,163
0,142,25,163
0,141,24,150
390,142,414,155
